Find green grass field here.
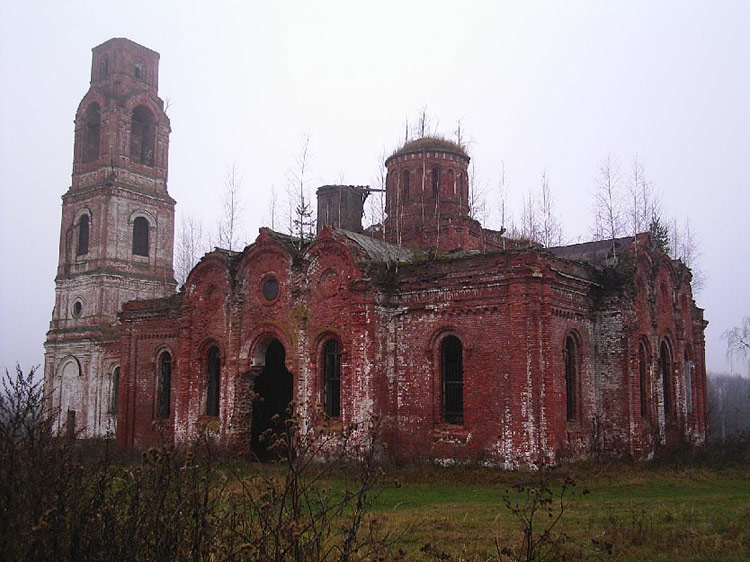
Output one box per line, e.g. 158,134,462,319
335,463,750,561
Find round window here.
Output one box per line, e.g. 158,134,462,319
262,277,280,301
72,300,83,318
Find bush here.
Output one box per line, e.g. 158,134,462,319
0,366,402,561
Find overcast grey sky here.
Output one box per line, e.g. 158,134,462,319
1,0,748,376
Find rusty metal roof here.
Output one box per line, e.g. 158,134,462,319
335,229,425,264
548,236,635,266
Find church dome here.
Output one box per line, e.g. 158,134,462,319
386,136,469,164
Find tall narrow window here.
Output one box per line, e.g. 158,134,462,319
638,339,649,418
441,336,463,424
157,352,172,419
206,346,220,416
130,105,155,166
660,341,672,418
77,214,90,255
432,166,441,196
446,169,455,195
401,169,410,203
684,349,694,415
323,340,341,418
110,366,120,415
564,335,578,421
459,172,465,202
132,217,149,256
100,58,108,78
83,103,101,162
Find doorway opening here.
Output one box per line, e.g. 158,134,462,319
251,339,293,461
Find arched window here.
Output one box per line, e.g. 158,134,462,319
157,352,172,419
132,217,149,256
206,346,220,416
432,166,441,196
100,57,108,78
130,105,155,166
77,214,90,255
83,103,101,163
441,336,463,424
564,335,579,421
110,366,120,415
401,169,410,203
322,340,341,418
638,339,649,418
134,64,143,80
660,341,672,418
459,172,465,202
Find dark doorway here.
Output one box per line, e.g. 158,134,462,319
251,339,293,461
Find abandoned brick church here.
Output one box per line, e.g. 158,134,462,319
44,38,708,466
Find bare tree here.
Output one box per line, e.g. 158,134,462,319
669,216,706,293
217,162,245,251
537,170,563,247
496,160,510,233
627,155,646,236
454,118,465,148
723,317,750,374
287,133,315,248
592,154,623,256
468,161,487,223
520,189,539,244
267,184,279,231
411,106,437,139
363,148,387,232
174,215,209,286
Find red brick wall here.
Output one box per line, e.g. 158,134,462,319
117,230,707,465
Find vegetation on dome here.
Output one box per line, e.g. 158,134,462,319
389,136,469,160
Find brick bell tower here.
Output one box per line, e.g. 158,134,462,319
44,38,176,438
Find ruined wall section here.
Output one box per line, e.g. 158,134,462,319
380,250,598,466
117,295,181,449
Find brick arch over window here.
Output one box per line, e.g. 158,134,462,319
563,332,582,422
130,105,155,166
82,103,101,163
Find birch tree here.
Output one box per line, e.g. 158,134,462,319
174,215,209,286
287,133,315,248
627,155,646,236
520,190,539,244
592,154,623,257
496,160,510,234
723,317,750,374
217,163,245,251
468,161,487,223
538,170,563,247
